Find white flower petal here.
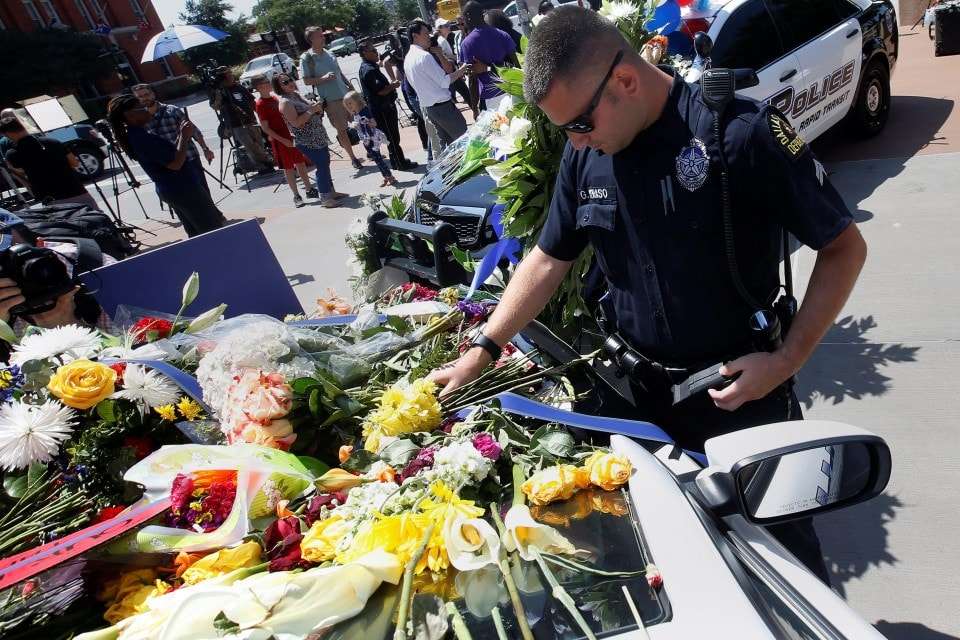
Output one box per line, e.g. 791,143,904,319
445,515,501,571
110,364,181,410
502,504,576,561
10,325,101,366
0,399,76,470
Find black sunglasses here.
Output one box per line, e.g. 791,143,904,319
559,50,624,134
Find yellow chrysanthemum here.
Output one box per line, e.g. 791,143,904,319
176,397,203,421
154,404,177,421
338,511,433,572
362,379,441,451
417,481,485,573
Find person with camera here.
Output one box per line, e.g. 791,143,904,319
211,68,275,175
275,73,346,209
0,117,97,209
107,95,226,238
428,7,868,582
358,42,416,173
0,209,112,334
299,27,364,171
403,19,471,152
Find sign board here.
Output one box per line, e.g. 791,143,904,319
81,220,304,321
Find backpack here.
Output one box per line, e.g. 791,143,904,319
15,203,138,260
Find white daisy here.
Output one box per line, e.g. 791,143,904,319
0,399,76,471
110,364,180,412
599,0,640,23
10,325,102,366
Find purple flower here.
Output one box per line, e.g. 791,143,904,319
0,365,24,403
440,417,462,434
456,300,489,321
471,432,501,460
305,491,348,526
399,446,437,482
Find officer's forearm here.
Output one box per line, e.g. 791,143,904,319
480,247,573,347
778,224,867,374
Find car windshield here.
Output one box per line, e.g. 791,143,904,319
244,57,273,71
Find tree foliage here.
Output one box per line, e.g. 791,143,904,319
0,29,113,107
351,0,392,36
395,0,423,22
252,0,354,35
177,0,250,69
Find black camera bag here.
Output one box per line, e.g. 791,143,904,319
14,203,136,260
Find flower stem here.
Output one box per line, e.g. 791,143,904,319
489,502,534,640
446,601,473,640
491,606,508,640
530,546,597,640
393,522,435,640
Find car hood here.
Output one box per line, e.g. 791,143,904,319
417,159,499,211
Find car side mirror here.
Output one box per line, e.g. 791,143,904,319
695,420,891,525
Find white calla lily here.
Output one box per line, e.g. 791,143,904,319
455,565,509,619
444,514,501,571
489,116,533,157
501,504,577,561
187,304,228,334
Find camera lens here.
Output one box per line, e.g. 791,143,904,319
22,254,68,285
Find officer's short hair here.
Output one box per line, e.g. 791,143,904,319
524,5,628,105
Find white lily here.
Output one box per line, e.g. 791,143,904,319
455,565,509,619
186,304,228,334
485,162,510,186
444,514,501,571
501,504,577,561
489,116,533,157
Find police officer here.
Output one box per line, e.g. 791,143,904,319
429,7,867,582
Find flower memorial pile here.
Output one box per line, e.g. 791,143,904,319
0,265,668,640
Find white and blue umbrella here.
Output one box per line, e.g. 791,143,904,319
141,24,229,63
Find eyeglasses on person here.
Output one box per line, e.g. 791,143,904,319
559,50,624,134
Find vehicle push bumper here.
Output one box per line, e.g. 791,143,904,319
366,210,471,287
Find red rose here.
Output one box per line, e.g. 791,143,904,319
110,362,127,384
92,506,126,524
123,435,154,460
263,515,307,571
131,317,174,343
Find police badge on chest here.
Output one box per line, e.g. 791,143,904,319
675,138,710,192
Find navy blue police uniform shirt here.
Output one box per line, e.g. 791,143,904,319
537,72,853,365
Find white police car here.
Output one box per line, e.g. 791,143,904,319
683,0,898,139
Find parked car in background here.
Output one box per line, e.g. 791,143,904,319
46,123,109,180
328,36,357,57
238,53,298,88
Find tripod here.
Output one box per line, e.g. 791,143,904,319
88,128,155,239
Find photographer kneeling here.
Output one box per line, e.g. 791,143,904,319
0,209,112,333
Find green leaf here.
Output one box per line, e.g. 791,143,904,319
378,438,420,468
384,315,412,336
96,399,117,423
341,449,380,474
334,394,364,417
292,377,319,395
529,424,576,460
297,455,330,478
308,388,320,418
26,462,46,488
3,473,28,499
213,611,240,636
0,319,17,345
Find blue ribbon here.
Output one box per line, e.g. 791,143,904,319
287,315,386,328
646,0,682,34
459,392,708,466
467,204,522,299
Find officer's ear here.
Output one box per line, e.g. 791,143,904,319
610,61,641,100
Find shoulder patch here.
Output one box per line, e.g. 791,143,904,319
768,113,806,158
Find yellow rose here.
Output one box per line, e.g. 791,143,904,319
300,515,351,563
99,569,170,624
521,464,583,506
181,541,262,585
47,359,116,410
582,451,632,492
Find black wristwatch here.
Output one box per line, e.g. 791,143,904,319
470,334,502,361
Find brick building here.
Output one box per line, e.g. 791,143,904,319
0,0,192,101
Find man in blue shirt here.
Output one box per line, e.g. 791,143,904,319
430,6,868,583
107,95,225,238
458,1,518,112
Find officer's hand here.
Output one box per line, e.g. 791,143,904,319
426,347,492,398
708,351,794,412
0,278,25,325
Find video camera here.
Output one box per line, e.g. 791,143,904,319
0,244,75,316
195,59,223,90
